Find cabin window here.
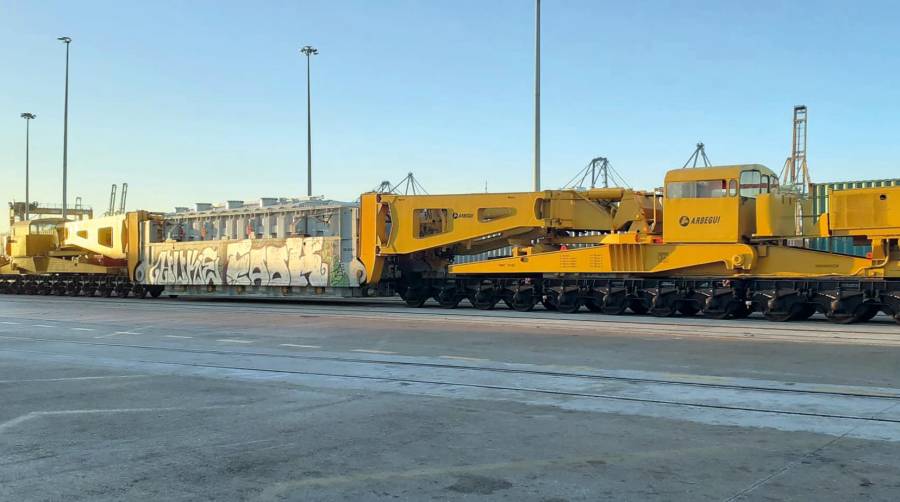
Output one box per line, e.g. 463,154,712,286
740,170,764,197
29,223,58,235
728,179,738,196
667,180,728,199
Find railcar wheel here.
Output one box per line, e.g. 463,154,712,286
647,292,678,317
628,299,648,315
434,287,462,308
855,306,879,323
759,293,810,322
509,290,536,312
732,304,751,319
794,304,817,321
702,297,748,320
149,287,163,299
765,303,816,322
399,286,429,308
677,301,701,316
602,292,630,315
826,301,879,324
554,290,581,314
469,290,498,310
540,296,557,311
583,290,605,313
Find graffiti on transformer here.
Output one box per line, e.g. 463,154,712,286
147,247,222,285
143,237,355,288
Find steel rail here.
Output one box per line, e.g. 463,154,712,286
2,334,899,402
1,296,896,336
3,343,899,425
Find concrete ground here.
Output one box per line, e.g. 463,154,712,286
1,295,899,501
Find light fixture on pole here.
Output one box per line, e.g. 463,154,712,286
58,36,72,219
300,45,318,197
20,113,36,221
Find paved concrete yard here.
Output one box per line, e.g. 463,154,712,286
1,296,899,501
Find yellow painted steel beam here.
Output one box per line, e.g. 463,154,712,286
62,213,129,260
450,241,886,279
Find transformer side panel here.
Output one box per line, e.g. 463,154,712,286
136,236,362,292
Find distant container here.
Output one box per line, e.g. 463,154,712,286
808,178,900,257
225,200,244,210
195,203,213,212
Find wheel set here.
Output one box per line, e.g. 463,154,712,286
0,275,166,300
397,277,900,325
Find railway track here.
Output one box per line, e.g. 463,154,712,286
3,294,897,331
2,295,898,350
2,334,900,427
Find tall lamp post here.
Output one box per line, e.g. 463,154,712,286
300,45,318,197
20,113,36,221
533,0,541,192
58,36,72,219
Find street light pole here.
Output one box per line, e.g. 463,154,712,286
20,113,36,221
58,36,72,219
300,45,318,197
533,0,541,192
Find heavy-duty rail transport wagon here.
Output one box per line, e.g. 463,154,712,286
2,164,899,325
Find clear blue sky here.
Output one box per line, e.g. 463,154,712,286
2,0,899,233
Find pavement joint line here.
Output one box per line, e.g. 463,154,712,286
722,429,855,502
93,332,140,339
280,344,321,349
0,405,250,433
217,339,253,344
32,325,55,328
164,335,193,339
0,375,149,384
0,321,20,325
351,349,397,354
440,355,488,362
71,328,94,331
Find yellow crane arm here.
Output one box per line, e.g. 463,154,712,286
358,189,660,285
